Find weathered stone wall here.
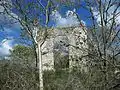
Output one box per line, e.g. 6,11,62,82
68,27,88,72
37,27,88,71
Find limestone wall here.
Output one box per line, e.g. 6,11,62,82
37,26,88,71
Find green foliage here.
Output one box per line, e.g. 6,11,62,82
0,61,39,90
0,60,120,90
9,45,35,66
43,69,87,90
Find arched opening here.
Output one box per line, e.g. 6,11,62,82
53,35,69,70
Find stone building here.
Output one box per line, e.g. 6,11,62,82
36,26,88,71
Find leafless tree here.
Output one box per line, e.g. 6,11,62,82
60,0,120,89
0,0,56,90
1,0,120,90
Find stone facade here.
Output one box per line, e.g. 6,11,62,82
36,26,88,71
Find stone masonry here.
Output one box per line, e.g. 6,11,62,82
36,26,88,71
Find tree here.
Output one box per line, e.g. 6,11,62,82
1,0,57,90
10,45,35,66
1,0,120,90
59,0,120,89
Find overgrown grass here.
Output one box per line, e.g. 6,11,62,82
0,61,120,90
0,61,85,90
0,61,39,90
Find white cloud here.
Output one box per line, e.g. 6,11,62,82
51,9,81,27
0,5,4,13
116,13,120,25
0,0,12,12
0,12,19,29
0,0,20,28
92,1,120,26
0,39,13,56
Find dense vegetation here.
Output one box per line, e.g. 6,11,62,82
0,0,120,90
0,45,120,90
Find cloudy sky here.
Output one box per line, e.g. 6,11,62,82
0,0,21,56
0,0,120,56
0,39,13,56
51,9,81,27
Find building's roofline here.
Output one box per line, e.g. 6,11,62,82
38,26,85,30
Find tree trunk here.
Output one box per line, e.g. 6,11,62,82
38,43,44,90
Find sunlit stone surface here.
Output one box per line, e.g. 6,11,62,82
36,26,88,72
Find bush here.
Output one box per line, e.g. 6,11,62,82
0,61,39,90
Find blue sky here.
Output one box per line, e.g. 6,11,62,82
0,0,120,56
0,0,88,56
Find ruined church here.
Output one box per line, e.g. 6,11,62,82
36,26,88,71
34,9,88,72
